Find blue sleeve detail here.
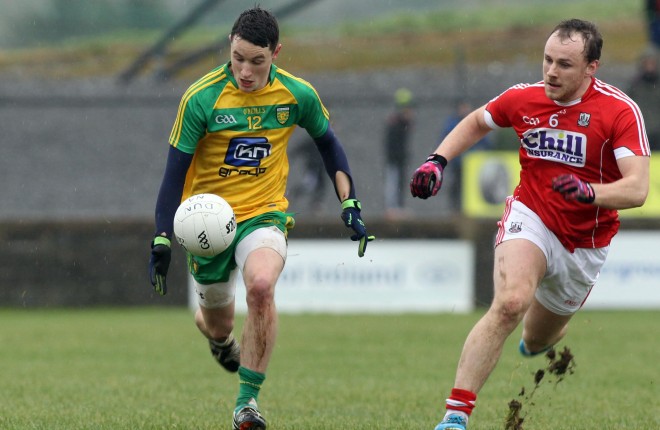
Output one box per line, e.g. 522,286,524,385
313,125,356,200
154,146,193,237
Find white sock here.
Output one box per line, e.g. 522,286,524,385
444,410,469,422
210,333,234,348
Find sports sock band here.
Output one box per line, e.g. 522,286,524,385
445,387,477,416
236,366,266,409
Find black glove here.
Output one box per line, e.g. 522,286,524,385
341,199,375,258
149,236,171,295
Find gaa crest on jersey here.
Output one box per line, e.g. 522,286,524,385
276,106,290,125
577,113,591,127
508,222,523,234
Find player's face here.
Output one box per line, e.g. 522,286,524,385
229,35,281,92
542,31,598,103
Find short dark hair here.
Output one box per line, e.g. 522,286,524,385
230,6,279,52
552,19,603,63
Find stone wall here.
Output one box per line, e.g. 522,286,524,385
0,217,501,308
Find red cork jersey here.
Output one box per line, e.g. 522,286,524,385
485,78,650,251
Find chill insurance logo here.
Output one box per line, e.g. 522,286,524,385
521,128,586,167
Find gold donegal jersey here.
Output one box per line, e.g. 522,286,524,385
169,63,330,222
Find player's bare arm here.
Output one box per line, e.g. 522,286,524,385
411,105,492,200
590,155,650,209
431,105,492,161
334,171,352,201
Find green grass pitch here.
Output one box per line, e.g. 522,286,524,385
0,308,657,429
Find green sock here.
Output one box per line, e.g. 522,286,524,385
235,366,266,410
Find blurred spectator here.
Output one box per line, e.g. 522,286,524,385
628,51,660,150
646,0,660,49
383,88,414,219
439,99,494,212
288,136,328,214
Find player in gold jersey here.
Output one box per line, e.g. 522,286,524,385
148,7,374,430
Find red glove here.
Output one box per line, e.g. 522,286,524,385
410,154,447,199
552,174,595,203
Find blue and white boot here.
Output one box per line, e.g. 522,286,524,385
434,413,467,430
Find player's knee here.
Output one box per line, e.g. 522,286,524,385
245,276,275,309
493,295,531,325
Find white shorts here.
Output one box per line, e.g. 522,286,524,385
194,226,287,309
496,198,609,315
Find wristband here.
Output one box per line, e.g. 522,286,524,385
426,153,448,168
153,236,171,247
341,199,362,210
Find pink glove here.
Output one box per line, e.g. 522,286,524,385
410,154,447,199
552,174,595,203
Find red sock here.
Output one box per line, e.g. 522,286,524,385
445,388,477,416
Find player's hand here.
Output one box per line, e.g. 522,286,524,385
552,174,595,203
341,199,375,257
410,154,447,199
149,236,171,295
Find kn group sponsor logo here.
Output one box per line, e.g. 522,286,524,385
521,128,586,167
220,137,271,177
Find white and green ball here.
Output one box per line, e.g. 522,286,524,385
173,193,236,257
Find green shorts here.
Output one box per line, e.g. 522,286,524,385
186,211,292,285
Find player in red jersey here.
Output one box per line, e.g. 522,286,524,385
410,19,650,430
